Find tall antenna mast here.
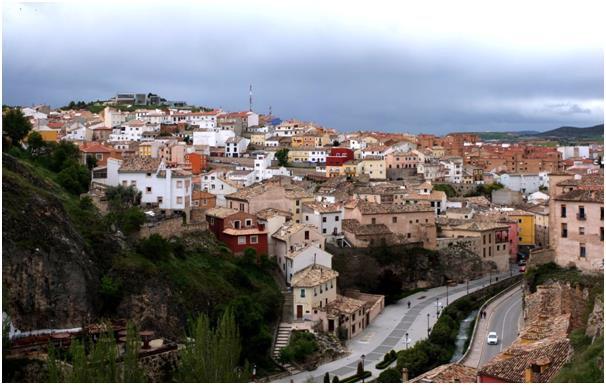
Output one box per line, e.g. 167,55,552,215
249,84,253,112
269,105,272,116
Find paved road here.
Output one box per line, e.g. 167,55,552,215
478,286,523,367
274,272,520,383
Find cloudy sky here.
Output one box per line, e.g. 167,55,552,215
2,0,604,134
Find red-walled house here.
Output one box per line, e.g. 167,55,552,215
206,207,268,256
326,148,354,167
185,153,207,174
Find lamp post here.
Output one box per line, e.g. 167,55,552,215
466,279,469,295
427,313,430,337
489,269,492,284
446,283,449,306
252,363,256,382
436,297,440,317
405,332,409,349
361,354,366,383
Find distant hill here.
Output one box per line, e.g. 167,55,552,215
526,124,604,139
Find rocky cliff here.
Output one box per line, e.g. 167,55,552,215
2,154,101,330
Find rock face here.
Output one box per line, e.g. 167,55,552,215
2,155,101,330
586,296,604,338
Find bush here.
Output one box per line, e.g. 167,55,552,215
337,326,348,341
116,207,145,235
332,375,339,383
137,234,172,261
377,367,401,383
279,331,318,364
375,350,398,369
324,372,330,382
56,162,90,195
337,371,372,383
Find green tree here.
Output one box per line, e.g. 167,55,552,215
122,322,145,382
56,163,90,195
105,185,142,212
119,207,145,235
137,234,172,261
275,148,289,167
177,309,248,382
324,372,330,382
26,131,48,158
377,367,401,383
332,375,340,383
2,108,32,149
433,184,457,198
86,155,98,170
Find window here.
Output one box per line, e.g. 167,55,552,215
234,220,241,229
579,243,586,258
323,217,327,223
176,196,183,204
177,181,183,188
518,219,522,224
245,219,252,227
239,203,245,211
561,205,567,218
202,198,207,205
209,217,214,225
392,217,397,223
131,180,136,187
601,227,604,241
601,207,604,220
407,233,411,238
238,236,246,245
579,227,585,235
335,216,340,221
578,206,586,220
296,208,300,214
300,289,305,298
561,223,568,238
95,153,103,160
322,228,327,234
296,200,300,206
416,219,419,223
305,231,310,240
314,288,317,296
250,235,258,244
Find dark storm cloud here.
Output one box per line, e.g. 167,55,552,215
2,2,603,134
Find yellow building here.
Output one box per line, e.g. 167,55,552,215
285,188,315,223
37,128,60,142
138,142,152,157
507,210,536,245
359,157,386,180
431,146,446,157
291,132,331,148
250,133,266,146
288,149,311,163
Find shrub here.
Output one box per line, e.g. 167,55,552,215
56,163,91,195
279,331,318,364
324,372,330,382
332,375,339,383
377,367,401,383
137,234,172,261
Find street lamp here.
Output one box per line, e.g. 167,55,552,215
361,354,366,383
405,332,409,349
446,284,449,306
252,364,256,382
466,279,469,295
436,297,440,317
427,313,430,337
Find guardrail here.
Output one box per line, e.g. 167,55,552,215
457,277,523,365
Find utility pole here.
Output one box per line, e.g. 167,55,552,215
249,84,253,112
466,279,469,295
446,284,449,305
427,313,430,337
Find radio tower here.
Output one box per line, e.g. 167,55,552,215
249,84,253,112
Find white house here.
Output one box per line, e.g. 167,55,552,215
498,172,548,195
265,136,280,147
106,156,192,212
200,170,239,207
557,146,590,160
252,152,291,182
192,129,235,147
283,244,333,286
225,136,250,158
108,120,158,142
440,157,464,183
302,201,344,242
226,170,256,187
308,149,327,163
103,107,130,128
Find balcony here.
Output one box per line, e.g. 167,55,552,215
576,213,587,221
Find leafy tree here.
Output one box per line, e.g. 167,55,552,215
122,322,145,382
433,184,457,198
376,269,403,303
332,375,340,383
105,185,142,212
26,131,48,158
2,108,32,149
324,372,330,382
119,207,146,235
357,361,364,376
377,367,401,383
177,309,248,382
279,331,318,364
86,155,98,170
275,148,289,167
56,163,90,195
241,247,258,265
137,234,172,261
48,141,81,172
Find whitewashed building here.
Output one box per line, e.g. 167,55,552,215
498,172,549,195
200,170,239,207
192,129,235,147
225,136,250,158
302,201,344,242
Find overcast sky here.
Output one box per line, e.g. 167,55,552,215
2,0,604,134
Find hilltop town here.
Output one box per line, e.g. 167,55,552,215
2,95,604,383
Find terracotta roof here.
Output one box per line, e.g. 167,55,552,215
80,143,114,153
346,200,433,214
302,201,342,213
554,189,603,203
205,207,240,219
445,221,509,232
272,223,317,241
409,363,477,383
118,156,161,173
478,338,572,383
256,208,292,220
291,264,338,287
342,219,392,236
223,228,266,236
325,294,365,316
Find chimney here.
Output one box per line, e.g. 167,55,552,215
401,368,409,382
524,366,534,383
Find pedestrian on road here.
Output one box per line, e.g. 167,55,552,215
407,301,411,309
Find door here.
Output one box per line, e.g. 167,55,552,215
328,319,335,332
296,305,303,319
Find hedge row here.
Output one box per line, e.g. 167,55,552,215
375,350,397,369
338,371,372,383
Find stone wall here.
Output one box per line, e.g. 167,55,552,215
528,248,555,268
138,216,184,239
525,281,590,331
586,296,604,338
190,207,208,224
139,348,181,382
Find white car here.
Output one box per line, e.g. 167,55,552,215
487,332,498,345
